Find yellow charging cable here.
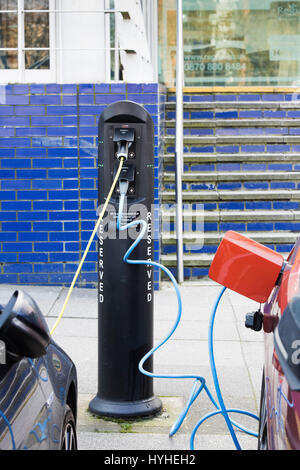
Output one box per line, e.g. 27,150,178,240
50,157,125,336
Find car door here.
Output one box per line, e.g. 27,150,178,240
29,354,63,449
0,357,51,450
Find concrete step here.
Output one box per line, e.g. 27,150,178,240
163,171,300,183
161,231,299,245
163,152,300,164
162,189,300,202
165,100,300,110
161,251,290,268
166,118,300,128
164,134,300,146
161,252,214,267
161,209,300,222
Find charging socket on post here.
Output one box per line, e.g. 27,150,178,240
113,128,135,161
114,162,136,196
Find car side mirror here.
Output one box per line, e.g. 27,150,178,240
0,290,50,360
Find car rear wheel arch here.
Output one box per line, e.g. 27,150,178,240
66,380,77,424
60,404,77,450
258,369,268,450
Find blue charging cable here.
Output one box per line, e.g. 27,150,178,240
117,188,259,450
190,286,259,450
0,409,16,450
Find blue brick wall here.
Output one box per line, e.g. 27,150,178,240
0,83,163,289
154,84,167,286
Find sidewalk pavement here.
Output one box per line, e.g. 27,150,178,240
0,281,264,451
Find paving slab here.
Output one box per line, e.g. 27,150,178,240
77,431,257,451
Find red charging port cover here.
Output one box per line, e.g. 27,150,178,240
208,231,284,303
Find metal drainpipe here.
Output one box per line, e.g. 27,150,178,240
175,0,184,284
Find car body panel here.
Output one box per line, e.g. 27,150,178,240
0,358,50,450
263,238,300,450
0,340,77,450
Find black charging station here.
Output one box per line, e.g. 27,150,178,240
88,101,162,418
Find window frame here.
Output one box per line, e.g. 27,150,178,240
0,0,56,83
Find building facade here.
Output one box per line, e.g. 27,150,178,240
0,0,300,288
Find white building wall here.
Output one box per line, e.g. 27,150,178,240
58,0,106,83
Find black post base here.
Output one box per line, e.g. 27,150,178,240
88,395,162,419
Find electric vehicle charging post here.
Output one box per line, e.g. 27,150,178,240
46,102,259,448
88,101,162,419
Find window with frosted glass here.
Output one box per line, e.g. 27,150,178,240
159,0,300,86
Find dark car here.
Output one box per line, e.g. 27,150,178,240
0,290,78,450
